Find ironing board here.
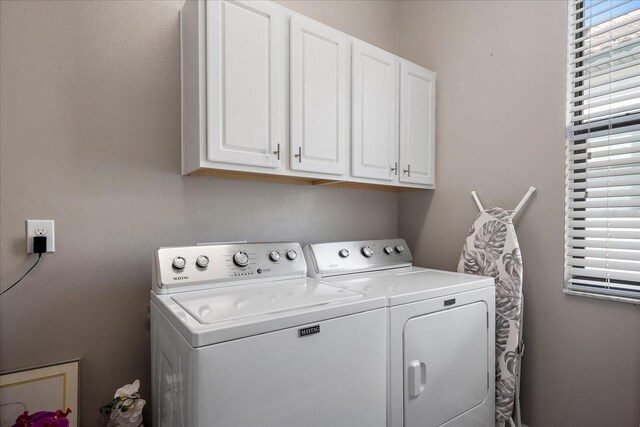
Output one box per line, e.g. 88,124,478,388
457,206,523,424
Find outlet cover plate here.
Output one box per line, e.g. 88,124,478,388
26,220,55,253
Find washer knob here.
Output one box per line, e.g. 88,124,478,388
339,248,350,258
196,255,209,268
269,251,281,262
395,245,405,254
286,249,298,260
172,256,186,270
361,246,374,258
384,246,394,255
233,251,250,267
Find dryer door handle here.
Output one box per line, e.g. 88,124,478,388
408,360,426,399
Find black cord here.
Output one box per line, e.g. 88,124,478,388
1,253,42,296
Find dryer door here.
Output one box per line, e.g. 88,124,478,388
403,302,489,427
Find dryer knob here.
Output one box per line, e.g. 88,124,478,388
196,255,209,268
339,249,350,258
172,256,186,270
233,251,250,267
269,251,281,262
286,249,298,261
361,246,374,258
395,245,405,254
384,246,394,255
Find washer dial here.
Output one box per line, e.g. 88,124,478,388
339,249,350,258
361,246,374,258
196,255,209,268
172,256,186,270
383,246,394,255
233,251,250,267
395,245,405,254
286,249,298,260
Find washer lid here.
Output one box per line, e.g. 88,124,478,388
171,278,363,325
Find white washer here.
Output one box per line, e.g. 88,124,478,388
304,239,495,427
151,242,387,427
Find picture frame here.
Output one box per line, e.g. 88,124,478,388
0,360,79,427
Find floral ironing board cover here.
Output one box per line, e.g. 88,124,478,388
457,207,523,423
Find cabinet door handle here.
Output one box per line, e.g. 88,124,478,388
273,143,280,160
404,164,411,177
391,162,398,176
294,147,302,163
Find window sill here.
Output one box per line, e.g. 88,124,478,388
563,289,640,305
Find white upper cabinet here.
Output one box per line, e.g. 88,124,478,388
399,61,436,186
351,41,399,182
206,1,284,169
289,15,349,176
182,0,436,189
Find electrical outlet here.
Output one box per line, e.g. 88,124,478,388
26,220,55,253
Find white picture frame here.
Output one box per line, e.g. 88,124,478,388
0,360,79,427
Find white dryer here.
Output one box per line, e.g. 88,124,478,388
150,242,387,427
304,239,495,427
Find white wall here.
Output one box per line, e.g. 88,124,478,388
396,1,640,426
0,1,399,423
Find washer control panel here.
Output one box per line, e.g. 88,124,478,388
154,242,305,294
303,239,413,278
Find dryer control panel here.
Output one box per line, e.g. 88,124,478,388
304,239,413,278
153,242,306,294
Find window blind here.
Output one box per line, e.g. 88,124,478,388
566,0,640,301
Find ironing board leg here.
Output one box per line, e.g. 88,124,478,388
514,291,525,427
471,191,485,211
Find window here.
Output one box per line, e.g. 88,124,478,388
566,0,640,302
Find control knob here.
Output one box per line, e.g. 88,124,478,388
338,249,350,258
172,257,186,270
395,245,404,254
269,251,281,262
286,249,298,261
361,246,374,258
196,255,209,268
233,251,250,267
383,246,394,255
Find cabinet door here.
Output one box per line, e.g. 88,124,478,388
403,303,489,427
351,41,399,181
206,1,283,169
290,16,348,176
399,61,435,186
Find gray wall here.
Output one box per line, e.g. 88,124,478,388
277,0,398,54
0,1,398,423
3,1,640,426
396,1,640,426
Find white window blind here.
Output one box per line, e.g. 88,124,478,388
566,0,640,301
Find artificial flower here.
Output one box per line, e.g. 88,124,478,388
101,379,145,427
114,379,140,399
12,408,71,427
